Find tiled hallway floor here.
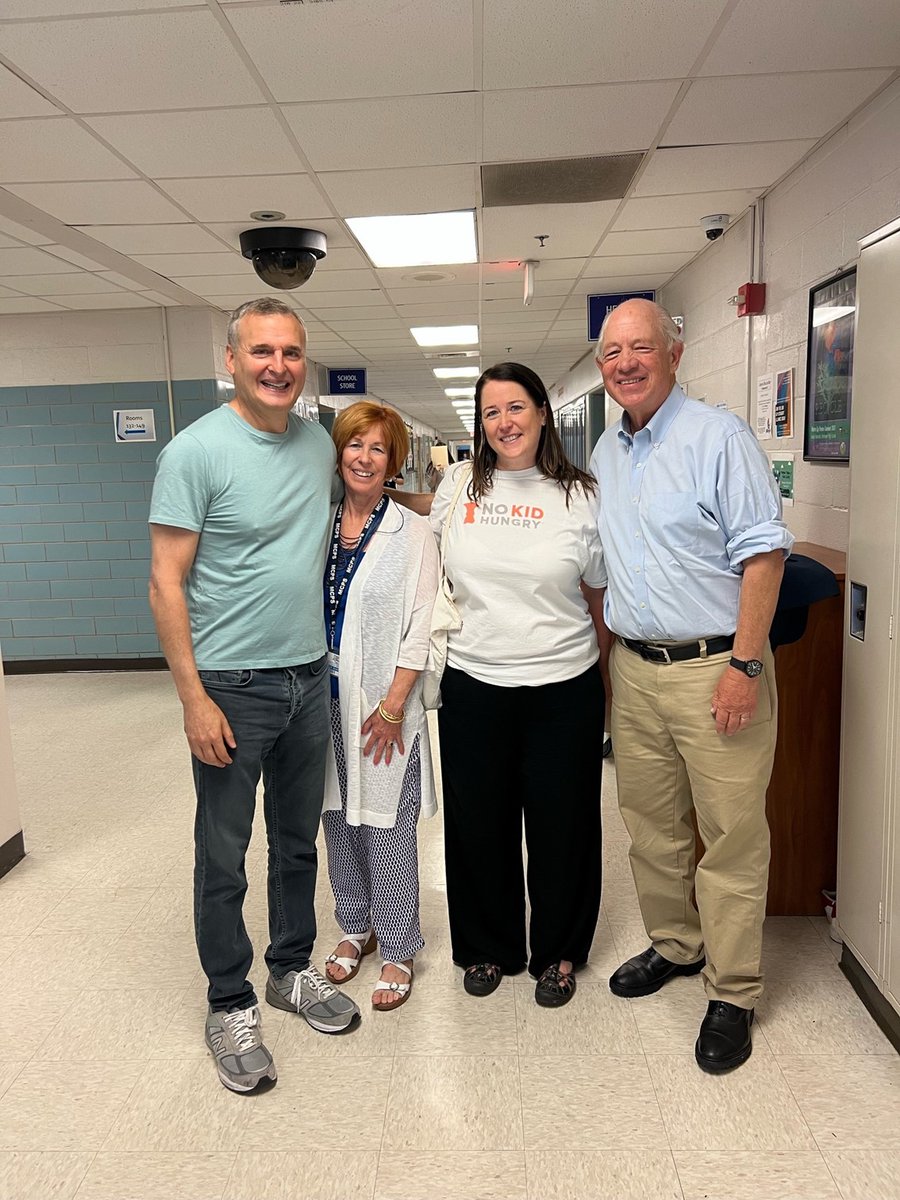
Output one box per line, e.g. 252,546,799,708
2,671,899,1199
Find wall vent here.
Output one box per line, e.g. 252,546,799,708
482,153,644,207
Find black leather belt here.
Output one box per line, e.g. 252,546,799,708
618,635,735,664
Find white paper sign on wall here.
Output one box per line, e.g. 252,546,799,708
113,409,156,443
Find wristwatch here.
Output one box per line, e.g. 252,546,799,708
729,656,764,678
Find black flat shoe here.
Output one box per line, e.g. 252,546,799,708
609,946,705,998
535,963,576,1008
463,963,503,997
695,1001,754,1072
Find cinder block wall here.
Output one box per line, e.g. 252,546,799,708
0,308,227,662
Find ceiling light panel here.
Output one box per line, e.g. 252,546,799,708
410,325,479,347
347,211,477,269
446,388,476,397
433,367,479,379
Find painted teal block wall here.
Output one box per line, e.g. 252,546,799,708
0,380,223,661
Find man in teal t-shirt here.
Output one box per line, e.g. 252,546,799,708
149,297,358,1094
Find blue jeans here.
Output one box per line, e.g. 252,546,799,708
192,658,330,1011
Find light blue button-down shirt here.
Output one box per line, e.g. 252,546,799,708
589,385,793,642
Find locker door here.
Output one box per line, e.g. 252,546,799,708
837,227,900,982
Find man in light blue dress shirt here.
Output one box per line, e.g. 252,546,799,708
589,299,793,1073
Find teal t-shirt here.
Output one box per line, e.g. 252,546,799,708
150,404,337,670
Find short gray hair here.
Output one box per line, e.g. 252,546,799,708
595,299,682,359
227,297,306,350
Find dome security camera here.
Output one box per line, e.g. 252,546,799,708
700,214,730,242
239,226,327,290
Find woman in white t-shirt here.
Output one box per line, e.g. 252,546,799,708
430,362,608,1008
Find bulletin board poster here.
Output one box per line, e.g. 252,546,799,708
804,268,856,462
775,368,793,438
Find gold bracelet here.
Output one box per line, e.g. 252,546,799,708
378,699,405,724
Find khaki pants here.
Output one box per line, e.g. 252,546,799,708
610,641,777,1007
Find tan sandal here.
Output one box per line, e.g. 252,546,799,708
325,930,376,984
372,960,413,1011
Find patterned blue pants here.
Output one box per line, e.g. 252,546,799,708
322,696,425,963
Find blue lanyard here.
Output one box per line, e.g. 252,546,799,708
325,496,387,653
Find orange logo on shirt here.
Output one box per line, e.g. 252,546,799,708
463,501,478,524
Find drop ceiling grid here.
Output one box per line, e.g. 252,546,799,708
0,0,896,430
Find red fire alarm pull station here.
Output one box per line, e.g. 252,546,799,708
737,282,766,317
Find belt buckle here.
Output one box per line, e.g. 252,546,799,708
646,644,671,665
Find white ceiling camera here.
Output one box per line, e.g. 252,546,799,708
700,214,730,242
239,226,327,290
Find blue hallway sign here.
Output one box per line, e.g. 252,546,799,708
327,368,367,396
587,291,656,342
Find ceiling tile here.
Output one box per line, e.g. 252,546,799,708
6,181,189,224
386,285,478,307
301,269,380,293
700,0,900,74
0,216,52,246
282,94,478,171
665,70,893,146
226,0,474,102
0,118,135,183
168,272,262,295
2,1,195,13
587,252,693,276
612,191,760,230
158,176,330,224
377,264,481,288
302,291,388,310
2,272,124,295
483,0,731,88
0,11,265,112
206,219,355,252
42,245,110,271
481,201,619,260
314,247,370,271
56,292,157,309
75,224,229,254
596,227,709,255
0,297,66,313
321,166,478,218
133,252,244,276
483,82,680,160
634,142,816,196
0,64,61,117
86,109,303,179
0,246,80,275
95,270,152,289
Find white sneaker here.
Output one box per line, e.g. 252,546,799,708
265,964,361,1033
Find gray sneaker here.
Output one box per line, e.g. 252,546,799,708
265,964,361,1033
204,1005,277,1093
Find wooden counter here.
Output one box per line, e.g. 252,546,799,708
765,541,846,914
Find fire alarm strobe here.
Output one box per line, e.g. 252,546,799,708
737,282,766,317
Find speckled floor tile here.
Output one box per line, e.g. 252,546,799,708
74,1152,234,1200
648,1050,816,1151
0,1151,93,1200
520,1056,665,1150
822,1149,900,1199
375,1152,526,1199
525,1150,681,1199
0,1061,144,1151
383,1057,523,1151
673,1149,840,1198
224,1151,377,1200
779,1055,900,1149
514,981,641,1056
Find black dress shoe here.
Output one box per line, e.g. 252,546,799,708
609,946,705,997
695,1001,754,1073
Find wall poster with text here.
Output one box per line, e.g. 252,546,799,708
804,268,856,462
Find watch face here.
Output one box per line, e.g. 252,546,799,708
745,659,764,677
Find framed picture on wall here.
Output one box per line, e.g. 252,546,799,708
804,267,857,462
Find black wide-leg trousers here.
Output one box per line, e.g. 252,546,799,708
438,663,604,977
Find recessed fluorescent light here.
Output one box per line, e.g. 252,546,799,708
433,366,480,379
411,325,478,347
347,210,476,269
445,387,476,397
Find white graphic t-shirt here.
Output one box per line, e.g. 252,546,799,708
430,463,607,687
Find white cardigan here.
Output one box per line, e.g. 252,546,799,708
323,499,440,828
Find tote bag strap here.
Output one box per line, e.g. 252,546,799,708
439,463,473,573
